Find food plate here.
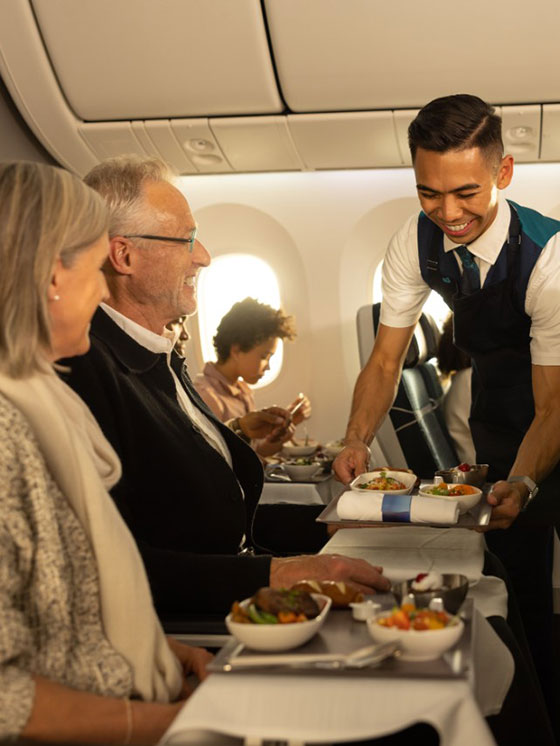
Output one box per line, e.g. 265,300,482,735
350,469,417,495
316,486,491,528
209,597,473,680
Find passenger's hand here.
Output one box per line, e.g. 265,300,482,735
480,480,526,531
167,637,213,697
239,407,290,439
256,422,297,457
332,439,371,484
269,553,391,596
287,393,311,425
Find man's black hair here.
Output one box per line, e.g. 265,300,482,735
408,94,503,166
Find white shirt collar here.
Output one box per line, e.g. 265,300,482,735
100,303,179,355
442,193,511,266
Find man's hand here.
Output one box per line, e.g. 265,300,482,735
482,480,527,530
287,393,311,426
239,407,290,439
167,638,213,698
332,439,371,484
269,553,391,596
256,421,296,457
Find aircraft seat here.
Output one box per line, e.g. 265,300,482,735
356,304,459,478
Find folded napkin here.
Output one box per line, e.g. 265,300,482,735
337,491,459,524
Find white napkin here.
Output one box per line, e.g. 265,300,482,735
337,490,459,524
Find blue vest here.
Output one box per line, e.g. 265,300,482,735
417,201,560,484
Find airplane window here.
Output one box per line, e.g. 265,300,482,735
197,253,283,388
373,262,449,329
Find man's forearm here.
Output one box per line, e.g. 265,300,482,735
508,410,560,485
345,363,400,445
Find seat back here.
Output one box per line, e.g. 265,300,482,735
356,304,459,478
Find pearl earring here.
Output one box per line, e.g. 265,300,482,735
53,294,60,301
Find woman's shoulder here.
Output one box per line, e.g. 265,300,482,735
0,392,35,442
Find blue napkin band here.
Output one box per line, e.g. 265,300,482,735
381,494,412,522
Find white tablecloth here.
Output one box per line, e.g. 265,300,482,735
161,608,512,746
322,527,508,618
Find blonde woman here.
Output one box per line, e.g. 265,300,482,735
0,162,210,744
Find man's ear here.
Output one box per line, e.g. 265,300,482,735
107,236,134,275
497,154,514,190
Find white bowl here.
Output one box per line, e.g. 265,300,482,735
226,594,332,651
323,440,346,458
367,613,464,661
419,483,482,514
282,442,318,457
350,469,417,495
283,462,322,481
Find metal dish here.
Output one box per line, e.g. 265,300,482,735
392,573,469,615
435,464,489,488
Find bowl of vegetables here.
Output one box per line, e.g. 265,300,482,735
282,440,319,458
367,604,464,661
283,458,322,481
419,481,482,513
226,588,332,651
350,469,417,495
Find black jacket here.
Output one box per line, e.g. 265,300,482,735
62,308,271,614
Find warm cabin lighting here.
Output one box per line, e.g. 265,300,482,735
197,253,284,387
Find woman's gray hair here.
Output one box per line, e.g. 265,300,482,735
83,156,176,236
0,161,108,378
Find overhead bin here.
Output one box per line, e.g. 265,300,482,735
264,0,560,112
31,0,283,120
0,0,560,173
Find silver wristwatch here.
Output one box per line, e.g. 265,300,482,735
507,476,538,511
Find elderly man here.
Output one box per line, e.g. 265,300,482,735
62,156,390,617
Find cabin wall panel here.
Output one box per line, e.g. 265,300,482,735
181,163,560,444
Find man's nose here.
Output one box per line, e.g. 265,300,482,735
193,238,211,266
439,196,462,223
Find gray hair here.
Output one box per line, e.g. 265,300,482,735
83,155,176,236
0,161,108,378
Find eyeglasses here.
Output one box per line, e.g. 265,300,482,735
123,227,197,253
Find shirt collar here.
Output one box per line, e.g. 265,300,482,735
100,303,179,355
203,361,249,397
442,193,510,265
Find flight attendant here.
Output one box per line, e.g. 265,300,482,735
333,93,560,713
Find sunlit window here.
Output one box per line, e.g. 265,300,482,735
197,254,283,388
372,262,450,330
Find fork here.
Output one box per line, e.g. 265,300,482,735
225,641,399,670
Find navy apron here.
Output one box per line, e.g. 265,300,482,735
418,202,556,711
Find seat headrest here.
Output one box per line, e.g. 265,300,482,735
419,312,441,361
369,304,439,369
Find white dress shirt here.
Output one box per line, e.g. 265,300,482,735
380,194,560,365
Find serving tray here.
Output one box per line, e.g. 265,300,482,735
208,598,474,681
315,488,491,528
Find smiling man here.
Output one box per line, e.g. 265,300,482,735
334,94,560,713
61,155,391,625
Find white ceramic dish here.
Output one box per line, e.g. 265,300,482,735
419,483,482,514
323,440,345,458
282,442,318,457
350,469,417,495
283,462,322,481
367,613,464,662
226,593,332,652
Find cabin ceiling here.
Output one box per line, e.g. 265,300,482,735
0,0,560,175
